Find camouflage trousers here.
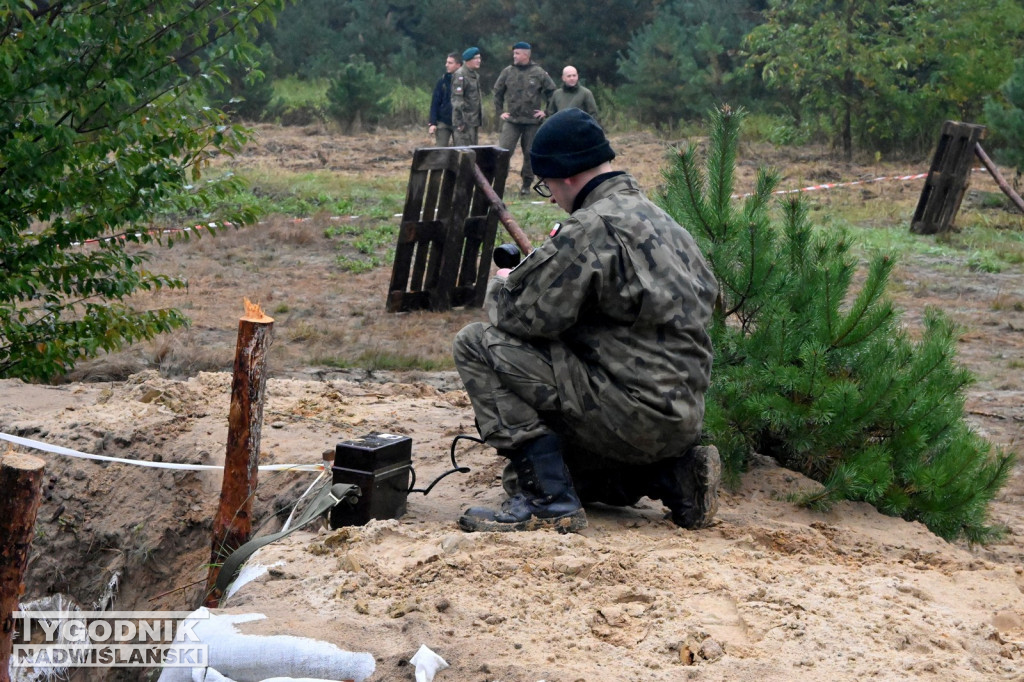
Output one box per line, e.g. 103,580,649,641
498,122,539,186
453,125,478,146
434,123,454,147
453,321,699,471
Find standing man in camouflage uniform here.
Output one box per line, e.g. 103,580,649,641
493,41,556,196
547,65,599,120
428,52,461,146
454,108,721,533
451,47,482,146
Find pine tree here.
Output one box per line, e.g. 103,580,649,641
984,57,1024,177
326,55,391,133
660,105,1014,543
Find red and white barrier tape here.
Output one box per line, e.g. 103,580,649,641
732,167,988,200
71,221,233,247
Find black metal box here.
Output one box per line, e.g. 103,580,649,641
330,433,412,528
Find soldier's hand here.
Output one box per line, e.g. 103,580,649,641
500,112,511,121
533,110,546,119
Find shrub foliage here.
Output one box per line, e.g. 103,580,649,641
0,0,280,381
660,106,1014,542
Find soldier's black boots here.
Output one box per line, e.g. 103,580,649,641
648,445,721,529
501,444,722,530
459,434,587,533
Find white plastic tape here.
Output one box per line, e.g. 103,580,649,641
0,432,321,472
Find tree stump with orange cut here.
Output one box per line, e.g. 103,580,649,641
204,299,274,607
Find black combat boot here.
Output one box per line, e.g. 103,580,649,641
648,445,721,529
502,462,643,506
459,434,587,533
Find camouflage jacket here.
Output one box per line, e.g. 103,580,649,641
488,172,717,447
451,65,482,129
493,63,556,125
547,84,599,120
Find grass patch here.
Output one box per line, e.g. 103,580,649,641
272,77,329,108
801,206,1024,275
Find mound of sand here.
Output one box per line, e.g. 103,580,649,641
3,370,1022,681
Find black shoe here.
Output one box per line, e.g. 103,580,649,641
519,185,532,197
649,445,721,529
460,434,587,533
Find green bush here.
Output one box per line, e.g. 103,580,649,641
984,57,1024,176
0,0,276,381
208,43,278,121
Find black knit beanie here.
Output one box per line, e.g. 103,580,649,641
530,108,615,179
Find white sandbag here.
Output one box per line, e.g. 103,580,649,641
409,644,449,682
158,608,375,682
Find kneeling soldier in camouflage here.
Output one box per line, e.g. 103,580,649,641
454,108,721,533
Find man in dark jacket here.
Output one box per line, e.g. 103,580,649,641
428,52,461,146
454,108,721,533
493,41,556,196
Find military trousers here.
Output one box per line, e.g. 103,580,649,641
453,321,696,470
453,126,478,146
434,123,454,147
498,122,539,187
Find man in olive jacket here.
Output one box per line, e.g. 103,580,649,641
454,108,721,533
547,65,599,120
451,47,483,146
493,41,556,196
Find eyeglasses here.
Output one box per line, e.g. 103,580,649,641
532,179,551,198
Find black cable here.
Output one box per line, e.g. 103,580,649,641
406,434,480,496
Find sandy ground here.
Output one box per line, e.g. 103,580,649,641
2,125,1024,681
2,368,1022,681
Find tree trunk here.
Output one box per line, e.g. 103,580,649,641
204,300,274,607
1,452,46,682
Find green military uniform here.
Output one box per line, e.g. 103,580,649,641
453,172,718,471
451,64,482,145
493,62,556,190
547,84,599,120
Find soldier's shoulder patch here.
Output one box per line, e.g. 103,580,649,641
549,222,562,237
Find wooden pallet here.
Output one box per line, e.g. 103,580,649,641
911,121,986,235
386,146,510,312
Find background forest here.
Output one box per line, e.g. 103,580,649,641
220,0,1024,163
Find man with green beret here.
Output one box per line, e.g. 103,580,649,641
451,47,483,146
454,108,721,533
493,41,556,196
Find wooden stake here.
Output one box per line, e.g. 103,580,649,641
1,451,45,682
204,299,274,607
974,143,1024,215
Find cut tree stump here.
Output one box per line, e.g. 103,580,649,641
204,299,274,607
1,451,45,682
